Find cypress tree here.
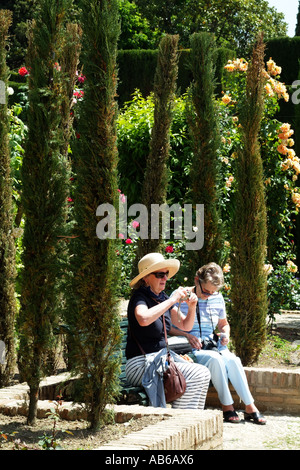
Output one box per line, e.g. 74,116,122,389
229,34,268,365
18,0,73,425
0,10,17,388
136,34,179,262
187,32,224,275
295,1,300,36
67,0,122,430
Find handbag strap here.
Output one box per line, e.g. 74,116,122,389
151,296,170,352
162,313,170,354
195,285,214,339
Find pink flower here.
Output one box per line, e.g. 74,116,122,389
125,238,132,244
132,220,140,229
119,193,126,203
77,74,86,84
165,245,174,253
118,233,124,239
73,90,84,99
18,67,29,76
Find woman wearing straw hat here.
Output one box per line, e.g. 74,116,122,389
125,252,211,409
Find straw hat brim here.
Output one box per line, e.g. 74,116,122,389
129,258,180,288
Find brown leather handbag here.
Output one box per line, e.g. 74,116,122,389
162,315,186,403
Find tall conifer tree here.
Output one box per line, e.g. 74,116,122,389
18,0,75,425
0,10,17,387
229,34,268,365
295,0,300,36
136,34,179,262
188,32,224,275
66,0,122,430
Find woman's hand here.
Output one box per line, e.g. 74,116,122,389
219,333,229,346
186,333,202,350
185,291,197,306
173,286,194,303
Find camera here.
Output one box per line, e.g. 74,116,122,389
201,334,219,353
181,290,191,301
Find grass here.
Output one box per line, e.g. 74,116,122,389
254,330,300,368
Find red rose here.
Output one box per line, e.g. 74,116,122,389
18,67,29,76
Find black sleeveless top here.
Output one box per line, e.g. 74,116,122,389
125,286,172,359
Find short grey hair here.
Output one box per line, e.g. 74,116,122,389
196,262,224,289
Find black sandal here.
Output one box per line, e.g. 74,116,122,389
244,411,266,425
223,410,241,423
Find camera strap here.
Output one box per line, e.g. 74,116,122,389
195,286,215,340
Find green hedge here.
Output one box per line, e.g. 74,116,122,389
265,37,300,270
265,37,300,85
117,47,235,104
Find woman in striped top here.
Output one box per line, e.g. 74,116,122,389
171,262,266,425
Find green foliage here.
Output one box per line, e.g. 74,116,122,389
187,32,224,270
267,266,300,319
117,90,154,204
265,37,300,85
116,47,234,106
0,9,17,387
229,35,268,364
296,1,300,37
17,0,77,425
219,52,300,320
116,41,300,321
118,0,159,50
117,91,194,208
67,0,122,430
135,0,287,55
136,34,179,258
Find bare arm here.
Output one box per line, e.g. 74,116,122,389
218,318,230,346
169,326,202,350
134,287,190,327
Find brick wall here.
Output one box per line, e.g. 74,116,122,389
205,367,300,414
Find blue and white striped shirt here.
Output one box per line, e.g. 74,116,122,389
174,292,226,341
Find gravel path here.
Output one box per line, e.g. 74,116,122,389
223,411,300,450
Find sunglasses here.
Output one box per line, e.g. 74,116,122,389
151,271,169,279
199,280,218,296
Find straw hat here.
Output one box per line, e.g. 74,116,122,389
130,252,180,288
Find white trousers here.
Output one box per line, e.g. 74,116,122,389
193,348,254,406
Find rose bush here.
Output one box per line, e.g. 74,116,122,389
116,57,299,316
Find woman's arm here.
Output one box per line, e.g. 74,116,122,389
171,292,198,332
218,318,230,345
134,287,189,327
169,326,202,350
